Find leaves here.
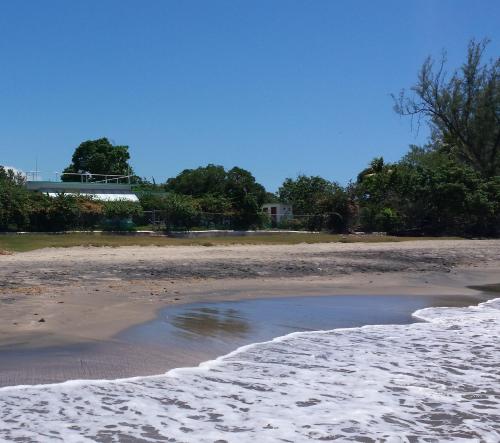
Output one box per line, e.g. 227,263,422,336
394,39,500,178
62,138,134,181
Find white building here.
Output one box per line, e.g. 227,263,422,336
261,203,293,225
26,181,139,202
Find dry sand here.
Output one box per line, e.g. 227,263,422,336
0,239,499,349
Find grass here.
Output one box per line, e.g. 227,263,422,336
0,232,459,253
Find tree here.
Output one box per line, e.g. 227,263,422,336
164,164,227,196
396,148,500,236
0,166,30,231
160,193,201,231
164,164,267,229
394,39,500,177
62,138,135,182
354,148,500,236
225,167,267,229
355,159,404,233
278,175,355,232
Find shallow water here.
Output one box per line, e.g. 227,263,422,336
0,296,499,442
0,294,480,387
120,294,480,359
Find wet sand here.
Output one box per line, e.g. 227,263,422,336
0,295,487,386
0,292,493,387
0,239,499,386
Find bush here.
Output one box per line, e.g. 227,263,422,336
160,193,201,231
101,200,142,231
356,150,500,236
0,167,30,231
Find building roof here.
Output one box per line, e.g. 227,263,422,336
26,181,139,202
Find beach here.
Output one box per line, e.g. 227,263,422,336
0,239,499,440
0,239,499,386
1,288,499,441
1,239,499,346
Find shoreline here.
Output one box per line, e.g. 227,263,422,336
2,293,498,393
0,239,498,387
2,294,497,442
1,267,499,350
0,291,495,388
0,239,499,349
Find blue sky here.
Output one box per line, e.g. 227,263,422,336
1,1,499,191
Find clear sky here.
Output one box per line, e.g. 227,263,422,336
1,1,499,191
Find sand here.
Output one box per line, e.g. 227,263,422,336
0,239,499,351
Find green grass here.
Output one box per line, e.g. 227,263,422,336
0,232,458,253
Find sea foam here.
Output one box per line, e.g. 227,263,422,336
0,298,499,442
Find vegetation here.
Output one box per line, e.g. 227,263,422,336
355,150,500,236
394,38,499,178
61,138,136,182
278,175,356,232
0,39,498,237
0,167,30,231
157,164,267,230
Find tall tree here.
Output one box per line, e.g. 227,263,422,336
278,175,355,232
225,167,267,229
62,138,134,182
0,166,30,230
164,164,267,229
164,164,227,196
394,39,500,177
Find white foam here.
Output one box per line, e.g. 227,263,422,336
1,298,499,442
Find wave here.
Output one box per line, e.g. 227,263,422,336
0,298,499,442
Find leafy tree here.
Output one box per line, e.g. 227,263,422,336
62,138,135,182
355,148,500,236
225,167,267,229
164,164,227,196
264,192,280,204
102,200,142,219
197,193,232,214
355,160,404,233
164,164,267,229
28,194,105,231
278,175,355,232
0,166,30,231
279,175,336,215
394,39,500,178
100,200,142,231
196,194,232,228
397,148,499,236
160,193,201,231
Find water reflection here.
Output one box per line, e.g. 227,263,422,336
120,294,491,357
168,307,251,339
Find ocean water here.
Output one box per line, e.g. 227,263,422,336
0,298,499,442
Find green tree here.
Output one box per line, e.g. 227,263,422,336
196,194,232,228
0,166,30,231
225,167,267,229
278,175,355,232
397,148,499,236
160,193,201,231
62,138,135,182
394,38,500,178
164,164,267,229
164,164,227,196
355,148,500,236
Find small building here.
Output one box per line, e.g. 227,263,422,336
261,203,293,225
26,181,139,202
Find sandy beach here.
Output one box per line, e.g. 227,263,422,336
0,238,499,441
0,239,499,350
